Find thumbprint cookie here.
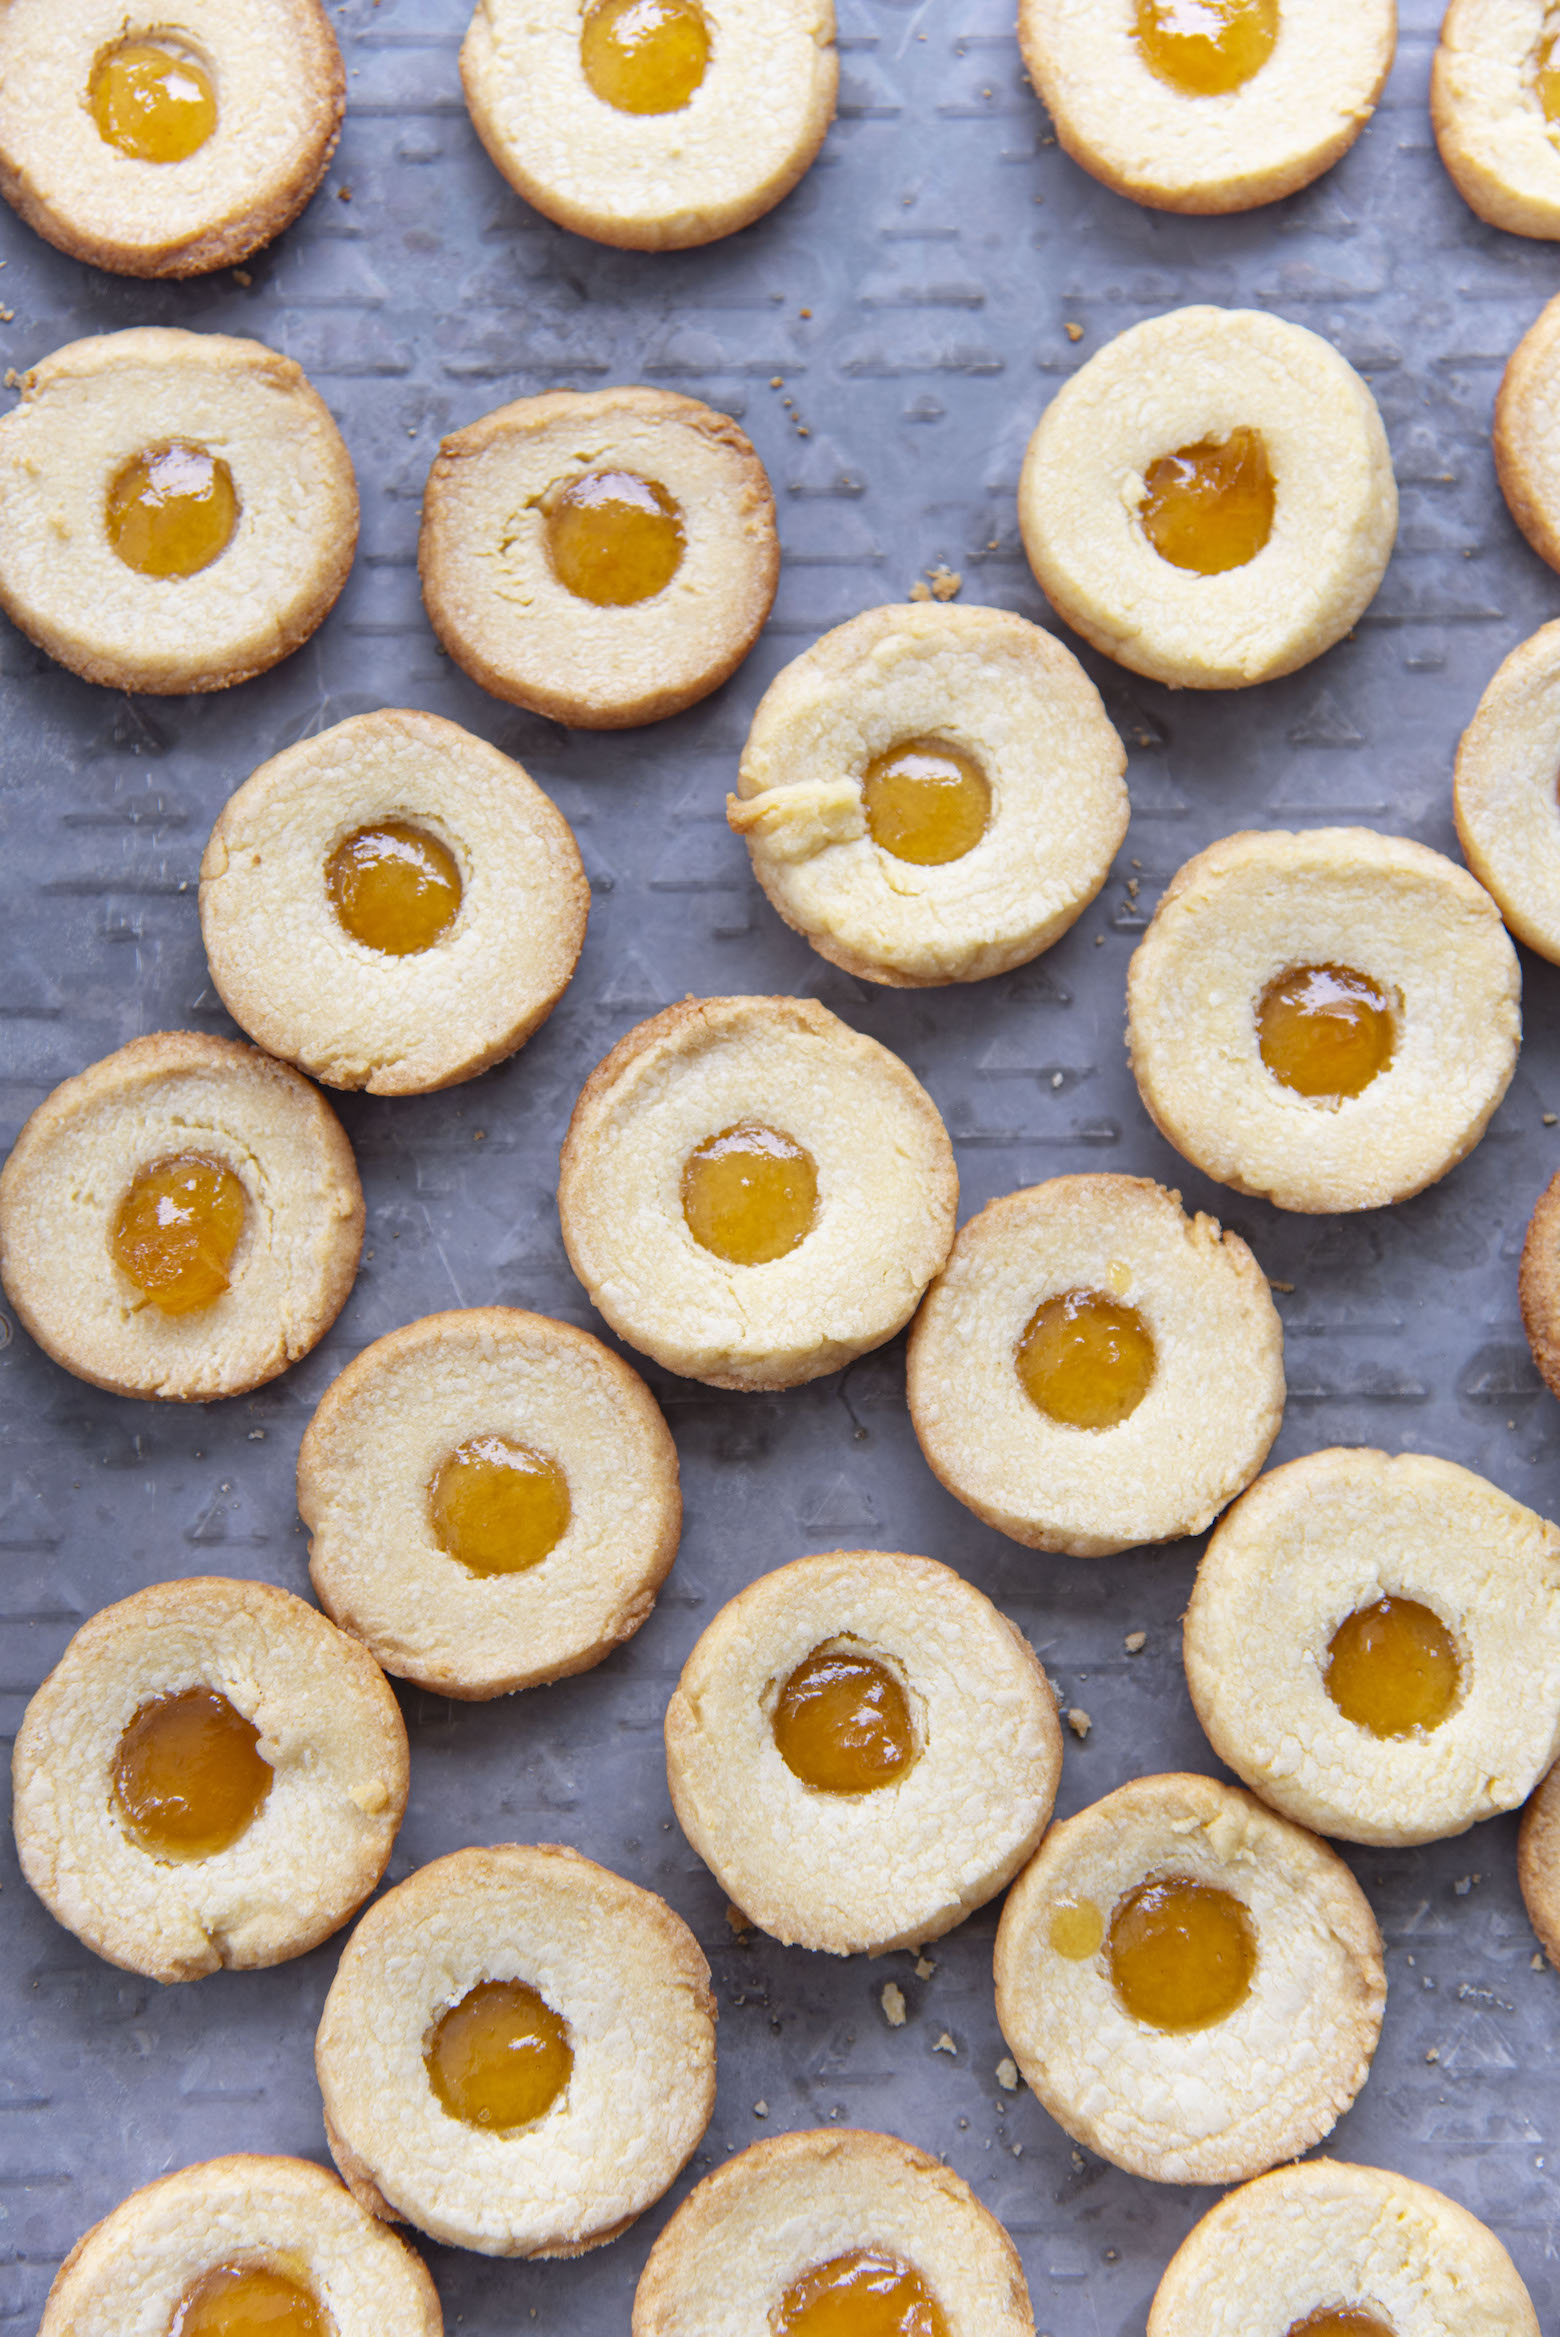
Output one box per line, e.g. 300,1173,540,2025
1434,0,1560,239
1496,289,1560,574
1520,1754,1560,1970
1454,620,1560,963
1521,1168,1560,1403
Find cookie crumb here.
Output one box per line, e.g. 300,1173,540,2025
908,580,932,602
881,1982,907,2027
799,306,812,318
1011,2142,1023,2156
1425,2046,1440,2064
928,564,962,600
1269,1277,1295,1293
1533,1953,1547,1970
1067,1707,1091,1738
914,1955,936,1980
337,184,352,201
996,2056,1019,2091
724,1903,751,1936
933,2031,957,2055
233,268,252,287
1546,1113,1558,1127
1065,322,1083,342
753,2099,769,2117
1125,1631,1146,1654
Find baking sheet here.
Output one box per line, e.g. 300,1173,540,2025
4,0,1560,2325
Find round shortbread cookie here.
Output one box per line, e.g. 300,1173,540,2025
12,1577,407,1984
1018,306,1397,690
632,2128,1035,2337
1453,619,1560,962
0,328,357,694
1519,1166,1560,1401
315,1844,717,2258
728,602,1129,987
1185,1448,1560,1846
1496,289,1560,573
993,1772,1386,2186
1125,827,1522,1214
461,0,837,251
39,2156,441,2337
1519,1755,1560,1969
200,709,589,1095
298,1308,682,1700
1148,2158,1540,2337
0,1031,363,1403
1018,0,1395,217
0,0,343,277
1433,0,1560,240
419,386,777,728
906,1175,1285,1558
664,1550,1062,1955
558,995,958,1390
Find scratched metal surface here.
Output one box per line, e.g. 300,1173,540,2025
3,0,1560,2328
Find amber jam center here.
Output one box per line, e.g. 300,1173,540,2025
170,2264,330,2337
89,36,217,163
111,1152,247,1317
106,442,238,578
113,1688,272,1861
774,2248,951,2337
429,1435,572,1577
773,1648,917,1795
1534,29,1560,130
580,0,711,112
861,738,991,867
1107,1875,1257,2031
1016,1288,1156,1431
1257,963,1397,1102
1325,1596,1461,1740
544,470,685,605
1133,0,1279,95
1049,1897,1106,1961
682,1121,819,1265
1140,428,1275,574
1285,2315,1395,2337
425,1979,573,2131
325,822,462,956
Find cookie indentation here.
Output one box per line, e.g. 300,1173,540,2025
773,1648,917,1795
1324,1595,1461,1740
544,469,685,605
111,1151,247,1316
106,442,239,578
114,1688,272,1861
1133,0,1278,97
682,1120,819,1266
429,1435,572,1578
1107,1875,1257,2032
1257,963,1396,1102
325,821,462,957
1017,1288,1157,1430
580,0,711,114
424,1977,573,2132
776,2249,949,2337
1140,429,1275,575
89,36,216,164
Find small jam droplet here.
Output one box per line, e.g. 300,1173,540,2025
1140,428,1275,574
1535,28,1560,132
774,2248,951,2337
861,738,991,867
111,1152,247,1316
1133,0,1279,96
1017,1289,1157,1430
580,0,711,113
1107,1875,1257,2032
1049,1898,1106,1960
1257,963,1397,1102
544,470,684,606
114,1689,272,1861
682,1121,819,1265
425,1979,572,2130
1285,2315,1395,2337
89,37,217,163
774,1649,916,1795
325,822,462,956
429,1436,572,1577
170,2264,330,2337
106,443,238,579
1325,1596,1461,1740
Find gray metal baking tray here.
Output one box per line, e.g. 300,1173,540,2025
3,0,1559,2326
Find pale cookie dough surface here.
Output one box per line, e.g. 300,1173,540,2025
1520,1168,1560,1399
1019,0,1395,216
0,1030,363,1402
664,1550,1061,1955
0,327,358,694
632,2128,1035,2337
461,0,837,251
315,1844,717,2258
729,602,1128,987
420,386,777,728
906,1175,1285,1558
1495,288,1560,571
1148,2158,1541,2337
559,995,957,1389
11,1577,407,1985
993,1772,1386,2186
1433,0,1560,238
1518,1756,1560,1968
1453,619,1560,960
1185,1448,1560,1847
299,1307,681,1699
200,710,589,1095
1126,827,1521,1213
0,0,343,277
1018,306,1397,690
40,2155,441,2337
